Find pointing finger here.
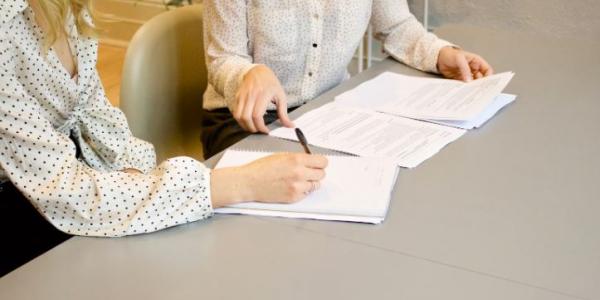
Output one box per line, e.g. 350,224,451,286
275,89,295,128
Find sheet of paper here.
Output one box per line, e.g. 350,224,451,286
425,93,517,129
335,71,514,121
270,103,466,168
214,150,399,224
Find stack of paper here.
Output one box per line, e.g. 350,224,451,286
335,72,516,129
214,150,399,224
270,103,466,168
270,71,515,168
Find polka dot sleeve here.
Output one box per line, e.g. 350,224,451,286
82,68,158,174
0,63,213,237
371,0,454,74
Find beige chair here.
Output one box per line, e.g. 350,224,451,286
120,4,206,162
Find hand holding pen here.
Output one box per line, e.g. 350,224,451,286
295,128,325,194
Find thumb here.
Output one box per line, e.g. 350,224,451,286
275,89,295,128
456,53,473,82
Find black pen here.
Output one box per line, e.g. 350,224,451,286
295,128,312,154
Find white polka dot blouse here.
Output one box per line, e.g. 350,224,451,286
0,0,213,237
202,0,454,112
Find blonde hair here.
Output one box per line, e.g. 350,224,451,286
36,0,98,48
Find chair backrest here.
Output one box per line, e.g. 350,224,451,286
120,4,206,162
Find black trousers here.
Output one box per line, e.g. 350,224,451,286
0,182,71,277
200,107,297,159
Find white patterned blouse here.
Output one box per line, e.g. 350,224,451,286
0,0,213,237
202,0,453,111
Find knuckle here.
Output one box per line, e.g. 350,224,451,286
288,154,301,165
252,114,263,122
285,183,300,200
291,181,303,193
319,156,329,168
232,108,241,118
317,170,326,180
253,87,264,95
290,168,303,180
249,92,261,102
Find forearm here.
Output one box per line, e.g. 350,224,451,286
29,158,213,237
204,0,258,106
207,56,258,107
372,0,454,73
382,17,453,73
2,133,214,237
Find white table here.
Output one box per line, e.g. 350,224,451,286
1,25,599,300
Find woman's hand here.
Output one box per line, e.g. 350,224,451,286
232,65,295,133
437,46,494,82
210,153,328,208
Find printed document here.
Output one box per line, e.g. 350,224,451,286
335,71,515,124
427,93,517,129
270,103,466,168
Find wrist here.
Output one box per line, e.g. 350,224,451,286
210,167,254,208
437,46,451,72
436,45,460,73
244,64,266,78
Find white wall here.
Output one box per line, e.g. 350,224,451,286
409,0,600,40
